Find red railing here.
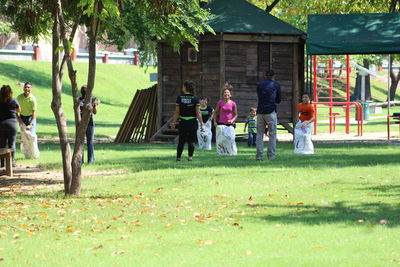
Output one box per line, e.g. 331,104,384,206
313,102,363,136
387,114,400,140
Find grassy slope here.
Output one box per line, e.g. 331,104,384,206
0,60,398,136
0,60,156,137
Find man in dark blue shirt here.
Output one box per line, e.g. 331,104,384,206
256,69,281,160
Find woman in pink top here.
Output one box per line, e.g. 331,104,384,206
213,84,238,127
212,83,238,155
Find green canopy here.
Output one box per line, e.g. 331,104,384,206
204,0,304,35
307,13,400,55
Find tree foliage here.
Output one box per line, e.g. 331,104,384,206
103,0,213,62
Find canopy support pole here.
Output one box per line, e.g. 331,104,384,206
388,54,391,117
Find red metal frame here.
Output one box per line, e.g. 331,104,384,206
313,55,355,135
314,102,363,136
387,114,400,140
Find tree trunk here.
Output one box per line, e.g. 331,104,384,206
363,59,371,100
389,56,400,101
69,3,100,195
354,73,361,100
51,5,73,194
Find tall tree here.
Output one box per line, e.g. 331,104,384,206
0,0,212,195
252,0,399,100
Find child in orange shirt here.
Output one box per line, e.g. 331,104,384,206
294,94,315,154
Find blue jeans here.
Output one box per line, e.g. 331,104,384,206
84,125,95,163
247,132,257,147
20,115,36,135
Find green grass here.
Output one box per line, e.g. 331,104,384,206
0,60,156,138
1,142,400,266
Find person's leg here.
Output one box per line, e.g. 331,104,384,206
0,126,6,167
266,112,277,159
86,125,95,163
247,132,252,147
256,114,267,160
6,122,18,166
177,128,186,160
187,130,197,159
251,132,257,147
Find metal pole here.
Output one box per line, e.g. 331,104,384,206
388,54,391,118
313,55,318,134
345,55,350,134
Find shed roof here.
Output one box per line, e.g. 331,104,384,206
204,0,304,35
307,13,400,55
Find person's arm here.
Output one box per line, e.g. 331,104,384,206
15,101,22,124
196,106,205,132
170,106,180,129
213,104,220,127
92,103,98,115
26,110,36,131
209,108,214,123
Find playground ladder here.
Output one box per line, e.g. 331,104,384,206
313,55,352,134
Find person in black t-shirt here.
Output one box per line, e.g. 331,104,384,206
170,81,205,161
0,85,20,167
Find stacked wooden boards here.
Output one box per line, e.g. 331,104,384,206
115,84,158,143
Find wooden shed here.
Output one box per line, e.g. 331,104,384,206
156,0,306,134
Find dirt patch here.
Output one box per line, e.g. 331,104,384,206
0,164,126,195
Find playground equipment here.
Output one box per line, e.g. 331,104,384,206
387,112,400,140
312,55,363,136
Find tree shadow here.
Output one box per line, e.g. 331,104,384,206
34,142,400,174
0,177,62,187
0,62,53,91
251,200,400,228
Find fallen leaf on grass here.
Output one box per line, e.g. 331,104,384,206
112,250,126,255
89,245,104,251
153,187,164,193
288,202,304,205
245,250,252,255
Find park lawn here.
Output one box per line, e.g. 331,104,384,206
1,142,400,266
0,60,156,138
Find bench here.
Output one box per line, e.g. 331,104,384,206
387,113,400,140
0,148,13,177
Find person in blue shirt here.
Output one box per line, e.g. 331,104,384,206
256,69,281,160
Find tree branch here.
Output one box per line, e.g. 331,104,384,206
265,0,281,13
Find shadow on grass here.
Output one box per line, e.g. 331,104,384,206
0,62,53,91
35,142,400,174
252,200,400,227
0,177,62,187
